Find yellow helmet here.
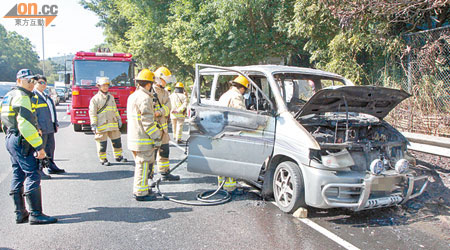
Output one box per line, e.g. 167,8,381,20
97,77,110,85
166,86,172,91
136,69,155,82
233,75,249,89
154,66,176,83
175,82,184,88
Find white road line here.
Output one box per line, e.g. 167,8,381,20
298,218,360,250
270,202,360,250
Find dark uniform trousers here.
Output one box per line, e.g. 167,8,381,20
41,132,58,170
5,133,40,192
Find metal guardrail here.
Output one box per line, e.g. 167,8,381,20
403,132,450,158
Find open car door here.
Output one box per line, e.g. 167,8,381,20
187,64,276,181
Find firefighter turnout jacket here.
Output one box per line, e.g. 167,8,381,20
1,87,43,151
127,86,162,151
218,86,246,110
169,92,188,118
153,84,171,143
89,91,121,133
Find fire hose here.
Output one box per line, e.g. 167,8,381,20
154,154,232,206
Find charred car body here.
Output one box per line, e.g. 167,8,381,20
188,64,428,213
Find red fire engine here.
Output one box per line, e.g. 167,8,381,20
69,51,135,131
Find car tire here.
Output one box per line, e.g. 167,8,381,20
273,161,306,213
73,124,82,132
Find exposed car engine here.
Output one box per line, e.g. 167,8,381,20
298,113,409,172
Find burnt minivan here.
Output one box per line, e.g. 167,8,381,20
187,64,428,213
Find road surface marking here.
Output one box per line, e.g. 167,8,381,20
298,218,360,250
270,202,360,250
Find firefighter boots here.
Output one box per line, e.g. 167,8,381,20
134,191,156,201
161,173,180,181
25,187,57,225
115,156,127,162
100,159,111,166
10,188,29,224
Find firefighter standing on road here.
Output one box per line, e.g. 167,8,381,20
127,69,162,201
153,67,180,181
89,77,126,166
1,69,57,224
217,75,250,194
169,82,188,144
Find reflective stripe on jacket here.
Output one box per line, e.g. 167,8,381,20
169,92,188,118
89,91,120,132
0,87,43,150
127,86,161,151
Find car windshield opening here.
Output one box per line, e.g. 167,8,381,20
273,73,345,114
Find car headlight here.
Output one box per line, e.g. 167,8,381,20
395,159,409,174
370,159,385,175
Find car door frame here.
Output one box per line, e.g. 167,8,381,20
187,64,277,181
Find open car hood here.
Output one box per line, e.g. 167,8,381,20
296,86,410,119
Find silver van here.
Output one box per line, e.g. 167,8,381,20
187,64,428,213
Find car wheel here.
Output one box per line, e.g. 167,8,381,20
273,161,306,213
73,124,82,132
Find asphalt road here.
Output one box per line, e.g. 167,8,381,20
0,100,448,250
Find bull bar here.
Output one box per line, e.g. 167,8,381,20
321,174,429,211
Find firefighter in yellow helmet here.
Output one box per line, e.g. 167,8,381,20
217,75,249,194
127,69,162,201
153,66,179,181
89,77,126,166
169,82,188,144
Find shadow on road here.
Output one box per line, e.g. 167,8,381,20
50,170,134,181
56,206,192,224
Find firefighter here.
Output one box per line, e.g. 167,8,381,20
153,66,179,181
217,75,249,194
169,82,188,144
1,69,57,224
89,77,126,166
127,69,162,201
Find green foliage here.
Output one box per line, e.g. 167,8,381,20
0,24,40,81
81,0,447,86
166,0,304,66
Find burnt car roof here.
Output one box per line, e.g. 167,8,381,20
199,65,353,84
296,85,410,119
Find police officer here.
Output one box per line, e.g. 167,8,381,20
153,67,179,181
32,75,65,177
1,69,57,224
89,77,126,166
217,75,249,195
127,69,162,201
